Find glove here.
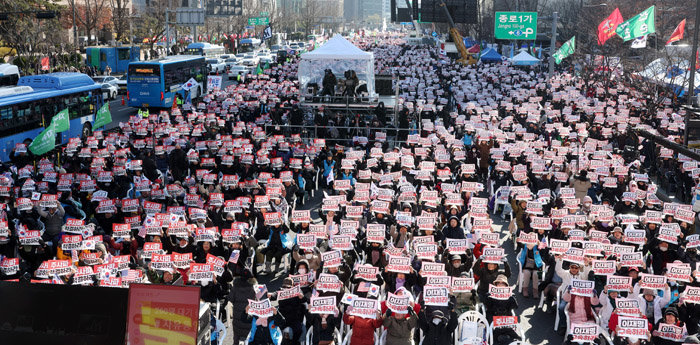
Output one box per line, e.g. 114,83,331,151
385,309,392,318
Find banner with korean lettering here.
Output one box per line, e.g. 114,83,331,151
127,284,200,345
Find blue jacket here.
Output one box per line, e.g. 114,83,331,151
341,172,355,186
267,228,294,249
248,316,283,345
462,134,473,147
517,246,543,269
323,160,335,178
297,175,306,189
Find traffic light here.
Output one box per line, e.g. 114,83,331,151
35,11,57,19
0,11,57,20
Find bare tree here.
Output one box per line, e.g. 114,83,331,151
0,0,65,72
133,0,167,53
110,0,129,42
64,0,112,46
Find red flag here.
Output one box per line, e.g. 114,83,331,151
597,8,623,46
40,57,50,71
667,19,686,45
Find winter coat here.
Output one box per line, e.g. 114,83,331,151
35,204,65,237
343,313,382,345
417,310,459,345
383,314,418,345
571,179,592,202
229,278,257,337
472,259,511,296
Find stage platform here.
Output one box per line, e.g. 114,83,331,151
300,95,398,111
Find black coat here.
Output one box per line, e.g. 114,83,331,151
418,309,459,345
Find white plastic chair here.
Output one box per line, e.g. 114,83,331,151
378,329,387,345
493,187,511,217
455,311,490,345
553,284,566,331
515,249,524,293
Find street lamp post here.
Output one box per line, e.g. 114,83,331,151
548,12,558,80
684,0,700,146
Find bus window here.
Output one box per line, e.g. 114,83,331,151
118,48,130,61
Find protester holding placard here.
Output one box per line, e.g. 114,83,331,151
342,307,383,345
517,242,549,298
306,307,340,345
484,275,520,344
473,257,511,301
260,219,293,275
246,303,286,345
562,284,600,334
651,307,689,345
636,288,671,324
382,303,418,345
417,308,458,345
269,278,306,345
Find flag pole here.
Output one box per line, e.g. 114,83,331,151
548,12,558,81
685,0,700,146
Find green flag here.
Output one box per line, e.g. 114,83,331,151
94,103,112,129
50,108,70,133
256,63,263,75
553,36,576,64
615,6,655,42
28,126,56,156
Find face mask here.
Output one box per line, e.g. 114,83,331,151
432,318,441,325
298,268,307,274
306,254,313,259
453,262,461,268
660,246,668,252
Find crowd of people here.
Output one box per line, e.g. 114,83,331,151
1,33,700,345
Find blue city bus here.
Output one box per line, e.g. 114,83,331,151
127,55,207,108
0,72,104,161
85,46,141,74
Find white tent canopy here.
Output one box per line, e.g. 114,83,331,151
511,51,540,66
298,34,376,95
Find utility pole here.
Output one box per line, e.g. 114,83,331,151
73,3,78,48
685,0,700,146
548,12,558,80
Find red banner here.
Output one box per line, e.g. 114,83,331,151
127,284,200,345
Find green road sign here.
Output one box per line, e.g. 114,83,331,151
494,12,538,40
260,11,268,16
248,17,270,26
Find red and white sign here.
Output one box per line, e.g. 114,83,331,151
616,317,649,340
247,298,274,318
488,284,514,300
423,286,449,306
309,296,336,314
386,255,411,274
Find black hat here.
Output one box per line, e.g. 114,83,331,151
665,307,678,318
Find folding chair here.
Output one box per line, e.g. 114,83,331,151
455,311,490,345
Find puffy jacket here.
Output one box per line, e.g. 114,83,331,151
383,314,418,345
343,313,382,345
417,310,459,345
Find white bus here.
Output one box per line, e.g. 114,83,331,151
0,64,20,87
185,42,226,57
